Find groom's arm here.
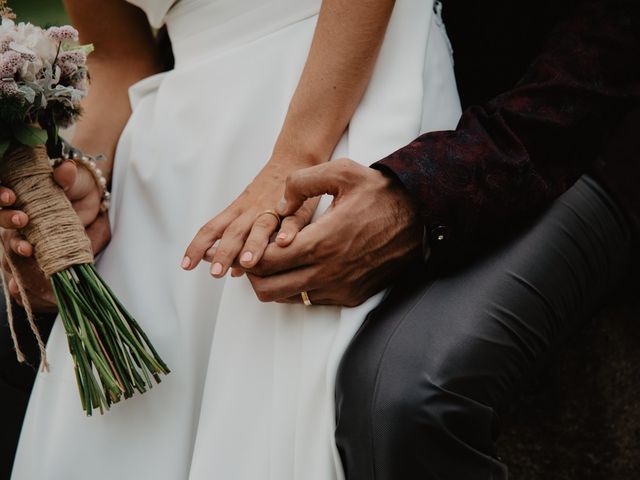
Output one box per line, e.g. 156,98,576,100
248,0,640,306
374,0,640,257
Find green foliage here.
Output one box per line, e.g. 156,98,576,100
12,123,47,146
10,0,68,27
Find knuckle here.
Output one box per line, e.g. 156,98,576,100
197,223,218,239
281,217,301,231
213,246,234,262
225,223,248,241
284,171,300,191
254,215,275,230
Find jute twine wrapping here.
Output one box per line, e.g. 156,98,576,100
0,144,94,371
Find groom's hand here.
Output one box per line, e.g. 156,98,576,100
245,159,423,307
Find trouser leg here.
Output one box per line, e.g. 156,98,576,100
335,176,631,480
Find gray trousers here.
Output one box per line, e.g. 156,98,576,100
335,175,631,479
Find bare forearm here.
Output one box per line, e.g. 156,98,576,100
63,0,162,179
274,0,395,164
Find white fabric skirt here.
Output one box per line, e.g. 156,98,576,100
12,1,461,478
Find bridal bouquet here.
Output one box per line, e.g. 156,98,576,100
0,3,169,415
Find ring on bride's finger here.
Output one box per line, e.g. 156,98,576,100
301,290,312,307
256,209,282,228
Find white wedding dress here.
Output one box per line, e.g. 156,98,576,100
12,1,461,479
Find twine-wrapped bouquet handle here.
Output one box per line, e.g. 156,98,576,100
0,145,94,275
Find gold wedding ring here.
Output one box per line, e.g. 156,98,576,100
301,290,313,307
256,209,282,228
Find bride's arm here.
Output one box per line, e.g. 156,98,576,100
184,0,396,275
273,0,396,164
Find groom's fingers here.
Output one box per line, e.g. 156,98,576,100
275,197,319,247
247,264,321,302
249,221,326,276
276,159,356,217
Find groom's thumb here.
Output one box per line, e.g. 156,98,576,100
276,161,346,216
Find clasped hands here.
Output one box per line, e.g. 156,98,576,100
184,158,423,307
1,157,422,311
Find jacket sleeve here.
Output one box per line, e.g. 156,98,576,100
373,0,640,257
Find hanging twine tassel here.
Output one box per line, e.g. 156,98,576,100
0,261,27,364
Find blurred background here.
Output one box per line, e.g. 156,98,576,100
11,0,68,26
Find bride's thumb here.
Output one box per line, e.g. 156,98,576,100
52,160,78,193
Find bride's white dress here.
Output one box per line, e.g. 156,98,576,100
12,1,460,478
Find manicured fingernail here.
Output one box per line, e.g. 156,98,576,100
241,251,253,264
211,262,223,276
11,214,22,226
1,192,10,203
277,198,287,215
181,256,191,269
277,232,288,241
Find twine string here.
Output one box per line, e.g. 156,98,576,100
0,245,49,371
0,256,26,363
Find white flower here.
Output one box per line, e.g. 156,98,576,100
10,22,57,65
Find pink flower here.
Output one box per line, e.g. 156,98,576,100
0,50,23,77
46,25,79,42
58,50,86,65
58,61,78,77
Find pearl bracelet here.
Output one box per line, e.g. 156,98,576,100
51,141,112,212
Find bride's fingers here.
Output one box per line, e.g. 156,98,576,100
0,187,16,207
0,210,28,229
183,211,236,270
9,235,33,257
210,215,253,278
203,244,217,263
8,277,19,296
275,200,318,247
238,213,279,268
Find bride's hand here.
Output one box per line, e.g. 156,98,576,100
183,160,319,277
0,161,111,310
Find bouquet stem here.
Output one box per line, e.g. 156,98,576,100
0,145,169,415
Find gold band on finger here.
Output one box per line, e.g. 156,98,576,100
301,290,312,307
256,209,282,228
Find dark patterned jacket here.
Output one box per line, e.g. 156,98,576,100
373,0,640,259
